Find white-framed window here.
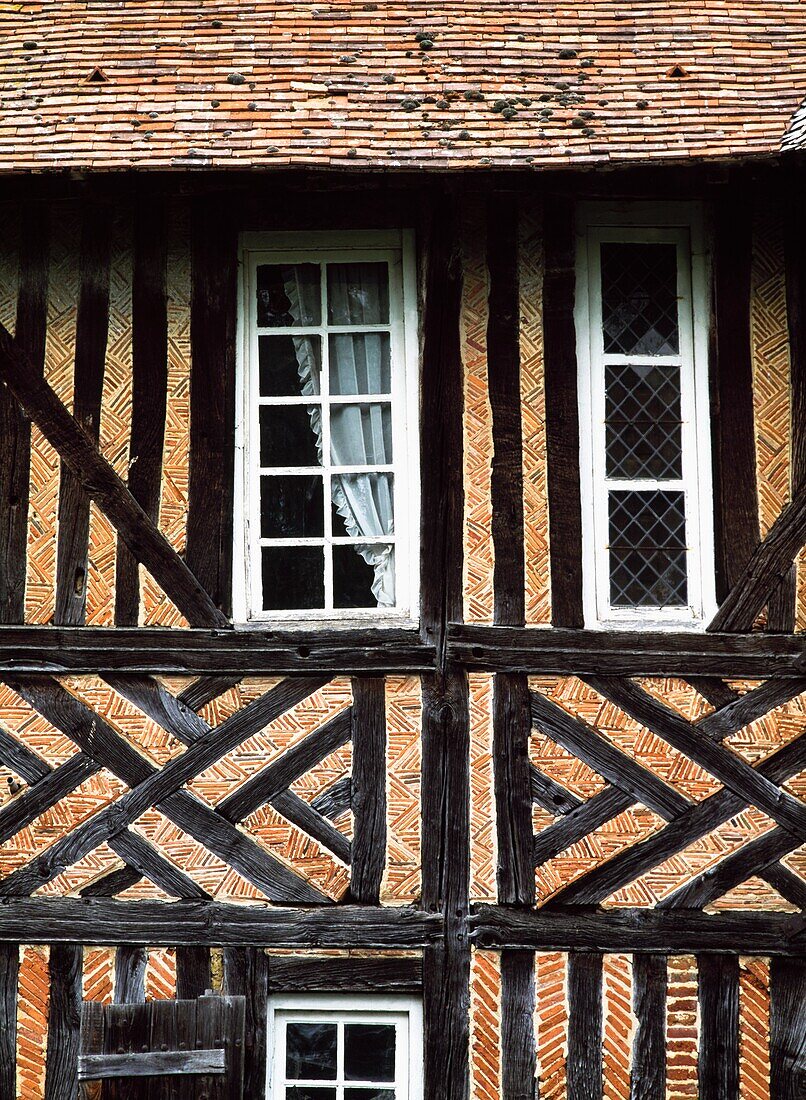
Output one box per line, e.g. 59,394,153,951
266,994,423,1100
234,231,419,624
575,202,716,628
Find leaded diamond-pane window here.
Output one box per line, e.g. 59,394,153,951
578,211,714,625
604,364,683,479
608,490,688,607
601,242,679,355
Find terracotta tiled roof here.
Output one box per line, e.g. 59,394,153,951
2,1,806,172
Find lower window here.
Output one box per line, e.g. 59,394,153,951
267,995,423,1100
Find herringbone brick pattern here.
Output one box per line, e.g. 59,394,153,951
520,197,551,625
16,945,49,1100
461,196,494,625
469,672,496,902
25,202,79,625
383,675,422,902
470,949,502,1100
738,956,771,1100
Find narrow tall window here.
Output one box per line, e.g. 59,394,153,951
235,232,419,623
267,996,423,1100
576,205,715,627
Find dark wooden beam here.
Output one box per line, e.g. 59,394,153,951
630,954,666,1100
0,322,227,629
770,955,806,1100
0,944,18,1099
0,625,433,674
0,202,48,624
265,955,423,993
54,200,112,626
176,946,212,1000
115,190,168,626
44,944,82,1100
698,954,739,1100
567,953,603,1100
350,677,386,904
187,194,236,616
0,900,442,947
471,906,802,954
543,193,583,627
710,188,760,605
419,185,470,1100
223,948,270,1100
501,950,536,1100
113,946,146,1004
709,484,806,633
447,624,806,677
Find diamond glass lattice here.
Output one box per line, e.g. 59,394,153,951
605,363,682,479
608,489,688,606
601,242,679,356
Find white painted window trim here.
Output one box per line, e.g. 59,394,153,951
266,993,424,1100
575,202,716,629
234,230,420,627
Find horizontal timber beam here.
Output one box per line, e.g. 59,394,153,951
0,900,443,947
471,905,804,955
0,626,434,675
448,625,806,676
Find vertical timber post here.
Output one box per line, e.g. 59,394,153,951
420,182,470,1100
488,192,537,1099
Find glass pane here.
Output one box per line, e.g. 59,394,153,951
600,242,679,355
608,490,688,607
605,364,682,479
285,1023,337,1080
344,1092,395,1100
257,263,321,327
327,262,389,325
287,1089,337,1100
260,475,324,538
329,333,391,395
334,544,394,609
262,547,324,610
260,405,321,468
344,1024,396,1081
332,474,394,538
259,335,321,398
330,405,392,466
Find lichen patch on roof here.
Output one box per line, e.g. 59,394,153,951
2,1,806,171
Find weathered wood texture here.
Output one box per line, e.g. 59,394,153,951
770,956,806,1100
112,946,146,1005
350,676,387,903
187,195,237,616
543,193,583,627
176,946,212,1000
698,953,739,1100
0,625,432,674
567,952,603,1100
115,193,168,626
631,953,666,1100
44,944,82,1100
448,624,806,676
0,944,18,1100
55,200,112,626
500,950,536,1100
710,190,760,604
265,954,423,992
0,203,48,624
0,901,442,946
223,948,269,1100
471,907,801,954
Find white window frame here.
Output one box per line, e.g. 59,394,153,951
266,993,423,1100
234,230,420,626
575,202,716,629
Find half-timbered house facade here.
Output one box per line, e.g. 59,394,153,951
0,3,805,1097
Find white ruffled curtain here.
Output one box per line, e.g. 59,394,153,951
284,265,395,606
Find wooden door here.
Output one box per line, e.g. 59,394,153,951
79,994,246,1099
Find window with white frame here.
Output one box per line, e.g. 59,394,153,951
575,204,715,627
235,232,419,623
267,995,423,1100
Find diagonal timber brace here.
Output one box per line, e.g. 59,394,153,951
0,321,227,629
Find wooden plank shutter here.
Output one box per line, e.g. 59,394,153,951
79,994,245,1099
